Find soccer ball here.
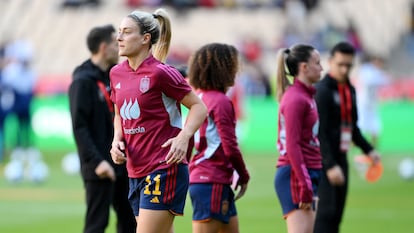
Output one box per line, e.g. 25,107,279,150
4,147,49,184
4,148,26,183
4,160,24,183
62,152,80,175
26,160,49,183
398,158,414,180
24,147,49,183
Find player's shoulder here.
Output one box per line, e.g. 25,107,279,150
152,63,186,86
110,60,128,73
204,90,228,100
282,92,306,107
314,78,334,96
71,66,96,87
283,85,306,100
154,62,181,76
314,77,329,90
204,90,232,107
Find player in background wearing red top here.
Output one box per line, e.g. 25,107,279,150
109,9,207,233
274,44,323,233
187,43,250,233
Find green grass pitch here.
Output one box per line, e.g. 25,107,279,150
1,150,413,233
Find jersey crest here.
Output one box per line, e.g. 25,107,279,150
140,77,150,93
221,200,229,215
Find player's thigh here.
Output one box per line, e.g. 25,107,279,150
136,209,174,233
192,218,222,233
286,209,315,233
219,215,240,233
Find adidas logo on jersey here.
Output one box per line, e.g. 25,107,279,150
150,196,160,203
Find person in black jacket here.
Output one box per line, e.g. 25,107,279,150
313,42,381,233
69,24,136,233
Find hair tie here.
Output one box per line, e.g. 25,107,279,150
285,48,290,54
152,13,158,19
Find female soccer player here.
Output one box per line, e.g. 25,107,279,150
274,44,323,233
188,43,250,233
109,8,207,233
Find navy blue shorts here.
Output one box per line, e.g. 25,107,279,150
274,165,321,218
189,183,237,224
128,164,189,216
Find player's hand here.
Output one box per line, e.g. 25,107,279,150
110,140,127,164
161,133,189,164
368,150,381,164
299,202,312,210
95,160,116,181
234,183,248,201
327,165,345,186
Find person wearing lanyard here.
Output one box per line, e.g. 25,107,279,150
313,42,381,233
69,24,136,233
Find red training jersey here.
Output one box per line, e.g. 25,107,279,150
276,79,322,202
110,55,192,178
189,90,250,185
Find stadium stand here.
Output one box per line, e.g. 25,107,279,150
0,0,412,77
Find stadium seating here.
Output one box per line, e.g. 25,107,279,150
0,0,411,76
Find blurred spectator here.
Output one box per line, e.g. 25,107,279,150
273,0,286,8
346,21,363,54
0,40,5,160
176,65,188,78
1,38,36,151
125,0,162,7
61,0,101,8
280,26,305,48
356,54,390,147
301,0,319,12
277,0,319,11
227,82,245,121
240,37,263,63
198,0,217,8
284,0,307,38
237,36,271,98
404,2,414,57
411,1,414,33
226,80,246,141
166,0,197,10
0,39,13,162
238,63,272,97
166,45,192,67
0,40,6,70
124,0,140,8
320,24,347,52
61,0,84,8
123,0,318,8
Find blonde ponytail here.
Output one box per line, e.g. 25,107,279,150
275,48,290,101
152,8,171,62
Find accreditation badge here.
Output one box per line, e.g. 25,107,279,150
340,125,352,152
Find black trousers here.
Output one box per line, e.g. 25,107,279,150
84,175,136,233
314,156,349,233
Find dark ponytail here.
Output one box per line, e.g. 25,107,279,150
275,44,314,101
